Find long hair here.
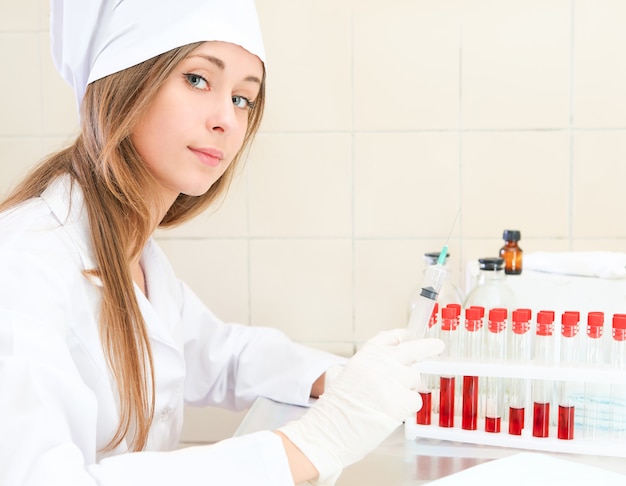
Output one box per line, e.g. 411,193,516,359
0,42,266,452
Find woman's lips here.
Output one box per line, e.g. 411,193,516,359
189,147,224,168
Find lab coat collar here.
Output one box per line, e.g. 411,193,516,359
40,175,99,278
40,175,183,353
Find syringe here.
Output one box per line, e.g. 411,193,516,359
406,245,450,340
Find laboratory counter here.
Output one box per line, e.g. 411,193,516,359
234,397,626,485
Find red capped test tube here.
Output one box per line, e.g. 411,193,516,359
508,308,532,436
557,311,580,440
583,312,606,440
461,307,483,431
610,314,626,441
438,305,460,428
484,308,507,433
416,302,439,425
532,310,555,438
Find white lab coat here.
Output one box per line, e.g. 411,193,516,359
0,175,344,486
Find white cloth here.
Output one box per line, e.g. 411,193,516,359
524,251,626,279
0,175,344,485
50,0,266,109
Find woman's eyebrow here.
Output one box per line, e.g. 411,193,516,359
192,54,262,84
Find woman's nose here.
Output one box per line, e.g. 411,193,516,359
207,95,236,133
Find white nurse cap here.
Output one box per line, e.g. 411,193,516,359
50,0,266,110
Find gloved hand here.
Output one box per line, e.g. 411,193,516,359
278,329,444,485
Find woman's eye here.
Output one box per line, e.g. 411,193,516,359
232,95,253,109
184,73,209,90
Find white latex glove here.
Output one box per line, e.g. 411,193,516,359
279,329,444,485
322,363,344,392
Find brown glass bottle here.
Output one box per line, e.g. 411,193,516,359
499,230,522,275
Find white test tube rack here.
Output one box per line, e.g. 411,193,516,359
404,358,626,457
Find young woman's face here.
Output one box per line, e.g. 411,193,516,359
131,41,263,205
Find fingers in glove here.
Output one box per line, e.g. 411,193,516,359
367,328,408,346
392,338,445,365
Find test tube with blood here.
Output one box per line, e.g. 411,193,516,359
532,310,555,438
438,305,460,428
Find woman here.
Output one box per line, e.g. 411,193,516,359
0,1,443,484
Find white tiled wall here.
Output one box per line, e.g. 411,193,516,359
3,0,626,440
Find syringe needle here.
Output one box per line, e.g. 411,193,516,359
406,208,461,339
437,208,460,265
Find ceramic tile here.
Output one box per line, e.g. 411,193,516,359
353,0,461,130
297,341,355,358
572,131,626,238
41,135,76,156
0,138,43,197
354,132,460,238
255,0,352,132
249,239,353,342
0,0,39,31
574,0,626,127
0,33,42,136
461,131,570,238
3,0,626,353
353,239,464,342
40,0,49,31
40,34,79,136
573,239,626,252
462,0,571,129
156,169,248,238
247,133,352,237
156,239,250,325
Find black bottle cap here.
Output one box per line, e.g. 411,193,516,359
503,230,521,241
424,251,450,265
478,257,504,271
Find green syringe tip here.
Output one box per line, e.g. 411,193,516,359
437,245,448,265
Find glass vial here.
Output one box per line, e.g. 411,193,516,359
463,257,515,312
416,303,439,426
499,230,523,275
610,314,626,442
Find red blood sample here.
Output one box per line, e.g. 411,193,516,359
439,376,455,428
532,402,550,437
508,407,525,435
485,416,501,433
462,375,479,430
558,405,575,440
417,391,432,425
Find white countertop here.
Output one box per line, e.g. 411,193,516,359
235,397,626,485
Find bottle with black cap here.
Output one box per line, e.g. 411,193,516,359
463,257,515,312
499,230,523,275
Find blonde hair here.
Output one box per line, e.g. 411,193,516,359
0,42,266,452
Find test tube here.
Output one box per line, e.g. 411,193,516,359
557,311,580,440
610,314,626,442
508,308,532,436
438,305,459,428
484,308,507,433
461,307,483,431
532,310,555,438
583,312,607,440
416,302,439,426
